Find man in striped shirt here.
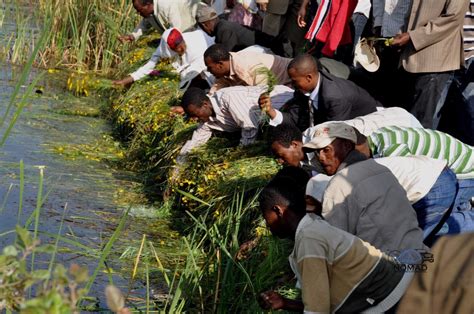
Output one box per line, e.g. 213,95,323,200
361,126,474,212
366,126,473,179
179,85,293,155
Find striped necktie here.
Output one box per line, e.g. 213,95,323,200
308,98,314,128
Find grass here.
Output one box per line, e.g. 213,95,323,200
39,0,139,72
1,0,302,311
2,0,139,72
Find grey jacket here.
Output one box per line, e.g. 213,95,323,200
322,151,426,253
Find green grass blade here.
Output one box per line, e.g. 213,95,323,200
81,207,130,300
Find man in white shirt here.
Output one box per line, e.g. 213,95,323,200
179,85,293,155
119,0,199,42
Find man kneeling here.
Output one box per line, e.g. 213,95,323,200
258,167,417,313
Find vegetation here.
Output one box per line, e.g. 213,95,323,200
0,0,301,312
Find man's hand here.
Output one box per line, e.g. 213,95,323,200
118,34,135,44
113,76,134,87
297,6,307,28
258,2,268,12
258,93,277,119
258,291,286,310
391,32,410,47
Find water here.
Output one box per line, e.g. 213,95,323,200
0,63,160,308
0,2,176,310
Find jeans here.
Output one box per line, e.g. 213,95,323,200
413,168,474,242
409,71,454,129
352,13,368,51
438,58,474,145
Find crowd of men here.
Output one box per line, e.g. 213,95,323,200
115,0,474,312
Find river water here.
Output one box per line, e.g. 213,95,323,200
0,3,171,310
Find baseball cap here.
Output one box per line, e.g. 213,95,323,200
303,122,357,150
196,5,218,23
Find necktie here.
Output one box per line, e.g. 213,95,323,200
308,98,314,128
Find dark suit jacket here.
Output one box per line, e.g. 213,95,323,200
280,71,380,131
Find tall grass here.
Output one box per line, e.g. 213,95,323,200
2,1,138,72
37,0,139,72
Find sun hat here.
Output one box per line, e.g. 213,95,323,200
354,38,380,72
303,122,357,150
305,174,332,203
196,5,218,23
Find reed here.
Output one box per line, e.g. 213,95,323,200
37,0,139,72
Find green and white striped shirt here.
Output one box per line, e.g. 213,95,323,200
368,126,474,179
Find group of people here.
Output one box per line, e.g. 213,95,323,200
115,0,474,312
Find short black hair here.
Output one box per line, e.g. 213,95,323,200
259,166,309,214
204,44,230,62
287,54,318,75
181,87,209,109
269,124,303,147
139,0,153,5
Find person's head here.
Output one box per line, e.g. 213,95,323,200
353,128,372,158
303,122,356,175
203,44,230,78
166,28,186,56
287,54,319,94
181,87,214,122
259,167,310,238
269,124,304,167
133,0,154,18
196,5,219,36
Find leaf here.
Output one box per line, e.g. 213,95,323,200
31,269,51,280
35,244,56,254
16,225,32,248
3,245,18,257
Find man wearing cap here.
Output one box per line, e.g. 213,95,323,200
259,54,379,131
203,44,292,93
258,167,420,313
196,4,286,54
269,122,474,244
303,121,424,252
118,0,199,43
114,28,214,89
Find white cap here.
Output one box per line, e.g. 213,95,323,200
303,122,357,150
305,174,332,202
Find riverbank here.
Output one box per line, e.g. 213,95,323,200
92,33,300,311
1,1,299,310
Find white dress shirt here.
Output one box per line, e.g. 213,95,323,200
270,75,321,127
180,85,294,154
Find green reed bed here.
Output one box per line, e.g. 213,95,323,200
1,0,301,309
84,35,301,311
2,0,138,71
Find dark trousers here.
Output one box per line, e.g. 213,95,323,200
408,71,454,129
438,58,474,145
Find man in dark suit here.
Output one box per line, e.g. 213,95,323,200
196,4,287,55
259,54,380,131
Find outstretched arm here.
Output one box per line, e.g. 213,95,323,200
258,291,304,312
